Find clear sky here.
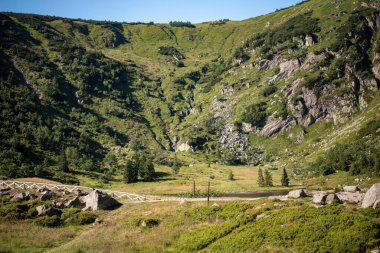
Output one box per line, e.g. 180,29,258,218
0,0,302,23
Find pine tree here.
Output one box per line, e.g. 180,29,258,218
281,168,289,187
257,168,265,187
264,169,273,187
139,155,155,181
58,149,69,173
124,159,138,183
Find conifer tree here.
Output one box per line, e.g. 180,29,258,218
264,169,273,187
257,168,265,187
281,168,289,187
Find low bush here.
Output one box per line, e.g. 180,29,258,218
64,212,96,225
34,215,61,227
61,208,81,220
262,86,277,97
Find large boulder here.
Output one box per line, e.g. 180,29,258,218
362,183,380,208
65,196,85,209
312,192,327,204
288,189,307,199
82,190,121,211
336,191,364,204
36,205,61,217
343,186,360,193
40,190,55,201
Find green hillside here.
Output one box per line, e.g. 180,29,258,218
0,0,379,184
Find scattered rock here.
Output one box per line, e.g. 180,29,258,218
212,203,220,207
82,190,121,211
343,186,359,193
362,183,380,208
36,205,61,217
65,196,85,209
312,192,327,204
40,190,55,201
11,191,36,202
336,191,364,204
288,189,307,199
73,189,90,196
326,194,341,204
371,250,380,253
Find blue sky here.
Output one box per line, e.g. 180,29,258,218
0,0,302,23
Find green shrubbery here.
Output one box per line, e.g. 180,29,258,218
308,120,380,176
124,153,155,183
240,102,267,127
34,215,61,227
64,212,97,225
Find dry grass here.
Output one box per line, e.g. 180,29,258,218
9,178,62,184
0,221,80,253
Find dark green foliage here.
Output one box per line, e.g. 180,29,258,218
171,155,181,174
169,21,195,28
124,153,155,183
158,46,184,60
240,102,267,127
262,86,277,97
281,168,289,187
232,47,250,63
201,59,231,93
64,212,96,225
34,215,61,227
124,159,138,183
264,169,273,187
257,168,265,187
141,218,160,228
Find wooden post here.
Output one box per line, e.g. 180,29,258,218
193,180,196,196
207,181,210,206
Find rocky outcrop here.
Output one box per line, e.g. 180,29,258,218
362,183,380,208
220,85,234,95
258,116,296,137
82,190,121,211
176,142,193,152
288,189,307,198
219,122,248,156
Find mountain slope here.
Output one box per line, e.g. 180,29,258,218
0,0,379,182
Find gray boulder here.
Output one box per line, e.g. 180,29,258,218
36,205,61,216
288,189,307,199
0,186,10,192
362,183,380,208
11,191,36,202
343,186,360,193
326,194,342,204
82,190,121,211
40,190,55,201
336,191,364,204
65,196,85,209
312,192,327,204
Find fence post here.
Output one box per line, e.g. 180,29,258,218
207,181,210,206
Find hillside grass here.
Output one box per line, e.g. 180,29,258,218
1,199,374,253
